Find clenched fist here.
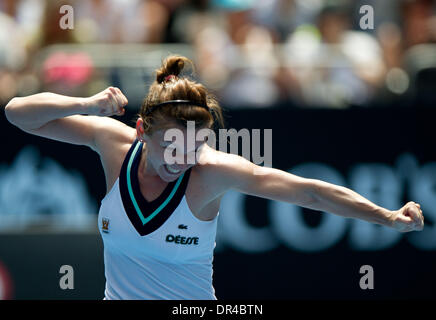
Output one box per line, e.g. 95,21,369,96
84,87,128,117
390,201,424,232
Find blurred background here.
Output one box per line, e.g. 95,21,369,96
0,0,435,300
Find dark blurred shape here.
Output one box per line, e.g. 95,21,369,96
403,44,436,106
401,0,436,48
317,0,351,44
0,260,13,300
40,0,76,47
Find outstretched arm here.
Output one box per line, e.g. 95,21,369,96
302,179,423,232
204,150,424,232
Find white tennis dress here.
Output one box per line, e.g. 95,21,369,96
98,139,219,300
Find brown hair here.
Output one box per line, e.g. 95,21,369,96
138,54,224,134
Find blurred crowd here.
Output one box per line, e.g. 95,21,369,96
1,0,436,109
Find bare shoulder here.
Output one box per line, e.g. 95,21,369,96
185,146,257,220
191,145,255,197
195,145,256,180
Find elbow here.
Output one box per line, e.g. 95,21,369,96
4,97,22,126
5,98,17,122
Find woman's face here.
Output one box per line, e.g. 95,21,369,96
137,119,207,182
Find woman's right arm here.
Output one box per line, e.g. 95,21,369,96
4,87,129,153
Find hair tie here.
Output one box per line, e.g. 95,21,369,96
164,75,176,82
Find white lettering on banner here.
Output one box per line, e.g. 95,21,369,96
219,190,279,253
216,153,436,252
0,146,96,230
2,147,434,251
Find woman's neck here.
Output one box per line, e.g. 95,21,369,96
138,143,158,178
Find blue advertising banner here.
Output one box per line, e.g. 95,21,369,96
0,105,434,299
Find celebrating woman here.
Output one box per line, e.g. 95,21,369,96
4,55,424,300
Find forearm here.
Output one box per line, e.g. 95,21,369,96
4,93,87,130
307,180,394,227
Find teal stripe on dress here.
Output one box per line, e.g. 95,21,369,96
126,141,185,225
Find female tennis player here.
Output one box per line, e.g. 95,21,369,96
5,55,424,300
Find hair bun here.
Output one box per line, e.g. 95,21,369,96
156,55,193,84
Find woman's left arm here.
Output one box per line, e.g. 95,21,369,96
304,179,423,232
207,151,424,233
